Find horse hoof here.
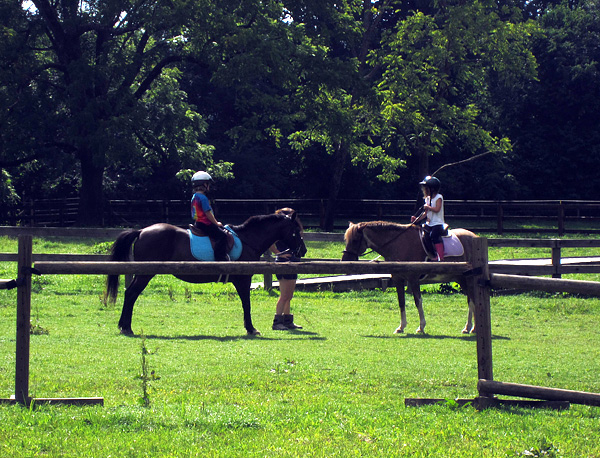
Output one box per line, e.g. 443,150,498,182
416,328,424,334
247,329,261,336
120,328,134,336
394,327,404,334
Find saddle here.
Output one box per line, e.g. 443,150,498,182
188,225,242,261
419,225,464,260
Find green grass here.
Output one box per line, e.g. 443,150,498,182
0,235,599,457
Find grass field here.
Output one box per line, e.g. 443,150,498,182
0,235,599,457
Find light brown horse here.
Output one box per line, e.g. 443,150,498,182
342,221,478,334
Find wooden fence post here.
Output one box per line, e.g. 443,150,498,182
15,235,32,404
558,201,565,236
466,237,494,394
551,240,561,279
496,204,504,235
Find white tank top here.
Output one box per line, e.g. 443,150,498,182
427,194,444,226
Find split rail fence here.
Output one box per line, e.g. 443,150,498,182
6,199,600,235
2,233,600,408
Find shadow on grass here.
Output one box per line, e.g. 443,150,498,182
134,330,325,342
362,333,510,341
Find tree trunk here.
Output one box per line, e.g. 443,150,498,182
76,151,105,227
323,141,349,231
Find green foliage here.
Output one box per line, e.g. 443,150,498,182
506,0,600,199
374,2,538,180
1,0,600,224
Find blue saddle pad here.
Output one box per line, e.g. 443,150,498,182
188,225,242,261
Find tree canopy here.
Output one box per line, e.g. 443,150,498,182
1,0,599,227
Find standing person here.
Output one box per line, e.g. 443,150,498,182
190,171,229,261
412,176,445,261
270,208,305,330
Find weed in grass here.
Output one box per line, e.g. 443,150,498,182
166,286,176,301
438,399,472,410
29,320,49,335
138,332,160,407
438,282,462,295
517,440,561,457
29,301,49,335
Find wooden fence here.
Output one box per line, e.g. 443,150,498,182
5,199,600,234
2,234,600,407
3,226,600,281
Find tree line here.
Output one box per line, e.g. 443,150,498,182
1,0,599,229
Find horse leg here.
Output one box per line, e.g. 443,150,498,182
409,280,426,333
461,280,475,334
118,274,153,336
463,298,475,334
232,275,260,336
393,277,408,334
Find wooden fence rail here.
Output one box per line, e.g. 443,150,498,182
33,260,470,276
5,199,600,234
4,227,600,281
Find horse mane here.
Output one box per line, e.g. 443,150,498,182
230,213,284,232
360,221,411,231
345,221,411,242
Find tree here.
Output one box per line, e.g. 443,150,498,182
1,0,219,225
506,0,600,198
282,0,396,230
374,1,538,185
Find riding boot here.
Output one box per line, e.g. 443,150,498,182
214,240,230,262
435,243,444,261
272,315,289,331
283,314,302,330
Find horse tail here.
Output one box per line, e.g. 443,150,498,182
105,229,142,304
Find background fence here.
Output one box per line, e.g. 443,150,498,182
4,198,600,234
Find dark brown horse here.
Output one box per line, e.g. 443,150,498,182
341,221,478,334
105,212,306,336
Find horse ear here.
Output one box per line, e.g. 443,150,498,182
290,211,297,221
348,221,354,227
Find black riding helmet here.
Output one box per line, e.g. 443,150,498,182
420,176,441,194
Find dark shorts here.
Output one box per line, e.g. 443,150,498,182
276,273,298,280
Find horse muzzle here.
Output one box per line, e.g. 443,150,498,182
341,250,359,261
294,240,308,258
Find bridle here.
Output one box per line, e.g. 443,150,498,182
343,223,417,259
290,224,307,258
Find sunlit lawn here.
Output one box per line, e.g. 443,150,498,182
0,234,599,457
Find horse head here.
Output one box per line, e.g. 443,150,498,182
280,211,307,258
342,222,367,261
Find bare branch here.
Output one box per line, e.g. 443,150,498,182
432,150,495,176
134,55,184,99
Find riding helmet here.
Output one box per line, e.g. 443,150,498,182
191,171,214,186
420,176,441,193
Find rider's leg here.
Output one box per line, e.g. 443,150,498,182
431,225,444,261
435,243,444,261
